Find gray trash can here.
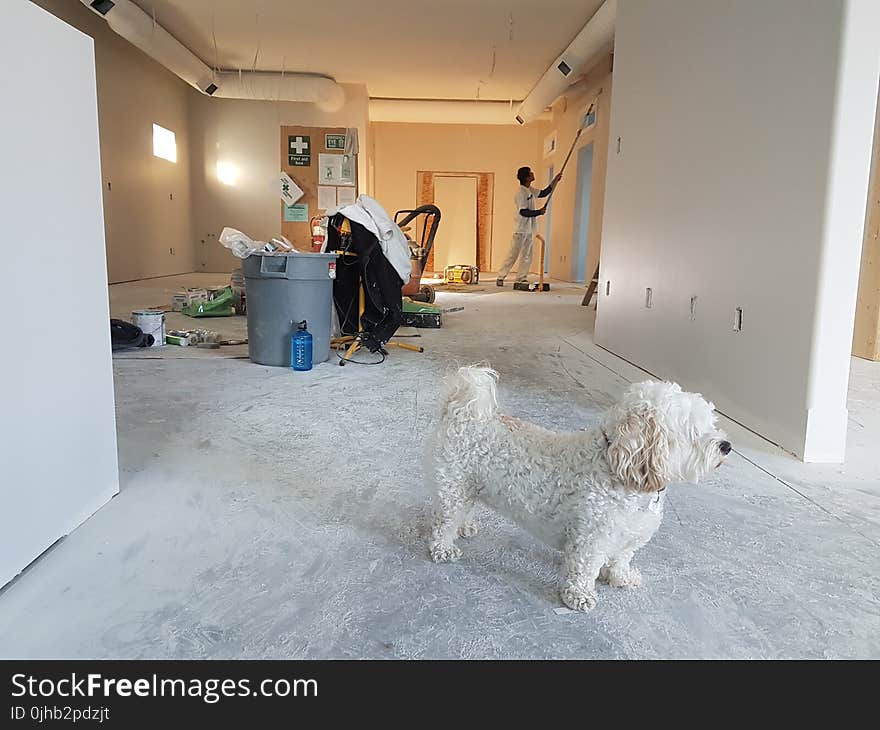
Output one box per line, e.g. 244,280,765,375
242,252,338,367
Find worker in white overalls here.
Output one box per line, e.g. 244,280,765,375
496,166,562,286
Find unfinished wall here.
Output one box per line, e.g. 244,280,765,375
190,87,370,273
853,97,880,361
3,0,118,588
543,58,613,282
31,0,197,283
370,121,548,273
596,0,880,462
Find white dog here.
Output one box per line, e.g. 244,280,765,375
427,365,730,612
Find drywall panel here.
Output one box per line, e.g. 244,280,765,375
31,0,197,283
596,0,880,461
1,0,119,588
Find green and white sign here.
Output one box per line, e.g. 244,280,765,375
284,203,309,222
288,135,311,166
325,133,346,150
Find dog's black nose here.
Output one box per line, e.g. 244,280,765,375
720,440,732,455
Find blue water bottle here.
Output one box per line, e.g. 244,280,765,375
291,320,313,371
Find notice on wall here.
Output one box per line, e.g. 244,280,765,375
288,135,311,166
318,153,354,186
279,172,304,205
317,185,337,210
335,186,356,206
325,133,346,150
284,203,309,222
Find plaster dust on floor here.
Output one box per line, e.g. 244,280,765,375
0,275,877,659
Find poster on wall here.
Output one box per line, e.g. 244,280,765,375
284,203,309,222
317,186,337,210
336,186,356,206
325,133,346,150
279,172,304,205
319,153,355,186
288,135,311,166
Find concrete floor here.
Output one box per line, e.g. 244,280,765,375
1,274,878,659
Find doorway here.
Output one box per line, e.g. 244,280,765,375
416,171,494,273
572,143,594,282
432,176,478,272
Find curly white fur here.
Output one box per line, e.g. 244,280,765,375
428,365,730,612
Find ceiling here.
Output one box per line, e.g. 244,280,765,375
131,0,606,100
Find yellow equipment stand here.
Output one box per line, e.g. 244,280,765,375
329,220,425,366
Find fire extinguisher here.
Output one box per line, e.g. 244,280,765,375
310,216,326,252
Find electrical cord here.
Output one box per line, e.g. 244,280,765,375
334,337,387,365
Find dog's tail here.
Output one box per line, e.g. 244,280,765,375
440,365,499,423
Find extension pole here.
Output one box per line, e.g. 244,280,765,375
546,100,596,204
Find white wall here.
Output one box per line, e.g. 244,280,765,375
1,1,119,587
596,0,880,461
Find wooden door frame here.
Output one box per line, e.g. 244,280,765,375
416,171,494,274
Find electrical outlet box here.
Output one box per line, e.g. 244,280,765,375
733,307,743,332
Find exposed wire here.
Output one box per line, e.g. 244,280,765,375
211,3,219,78
251,9,261,73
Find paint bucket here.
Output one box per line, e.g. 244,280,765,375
131,310,165,347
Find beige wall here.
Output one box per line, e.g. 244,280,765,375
32,0,197,283
371,121,549,273
853,98,880,361
190,86,370,273
542,58,613,282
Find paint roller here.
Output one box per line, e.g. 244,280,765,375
543,97,598,205
560,102,595,174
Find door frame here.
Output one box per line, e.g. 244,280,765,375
416,171,494,273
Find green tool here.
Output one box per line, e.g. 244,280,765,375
183,286,235,318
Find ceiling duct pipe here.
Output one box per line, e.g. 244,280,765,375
213,71,345,112
369,99,550,126
79,0,345,110
515,0,616,125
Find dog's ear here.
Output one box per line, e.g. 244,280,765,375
606,406,671,493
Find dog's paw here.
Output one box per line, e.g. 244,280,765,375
429,543,462,563
560,584,598,612
601,565,642,588
458,522,479,538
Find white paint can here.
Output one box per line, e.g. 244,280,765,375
131,310,165,347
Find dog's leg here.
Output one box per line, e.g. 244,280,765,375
599,538,647,588
599,549,643,588
560,541,604,612
458,504,479,538
428,480,472,562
